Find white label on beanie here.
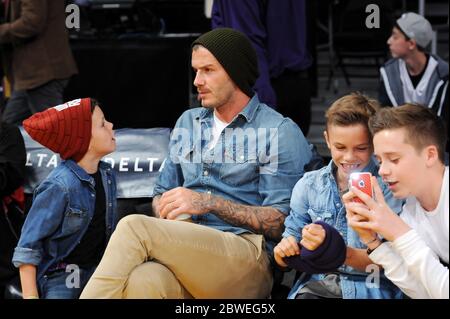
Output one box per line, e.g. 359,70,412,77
54,98,82,111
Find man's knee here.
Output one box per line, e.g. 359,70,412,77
116,214,153,232
125,262,189,299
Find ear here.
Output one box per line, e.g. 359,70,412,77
408,39,418,51
324,130,331,150
423,145,439,167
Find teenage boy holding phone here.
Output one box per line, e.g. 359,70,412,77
344,104,448,299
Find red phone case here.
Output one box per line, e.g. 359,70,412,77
349,172,373,203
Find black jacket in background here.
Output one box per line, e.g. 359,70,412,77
0,122,26,287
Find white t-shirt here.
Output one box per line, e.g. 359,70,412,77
370,166,449,298
399,55,438,107
400,166,449,263
208,111,229,150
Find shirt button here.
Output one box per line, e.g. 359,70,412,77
108,180,112,184
91,194,95,197
207,190,211,194
340,232,344,237
336,203,341,207
108,203,112,207
203,170,209,176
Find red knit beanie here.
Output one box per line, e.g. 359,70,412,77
23,98,92,162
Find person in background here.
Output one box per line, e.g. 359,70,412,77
0,118,26,298
212,0,313,136
379,12,448,151
0,0,77,125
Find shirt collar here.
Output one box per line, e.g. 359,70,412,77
196,94,260,123
63,159,95,184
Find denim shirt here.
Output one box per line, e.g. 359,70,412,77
13,160,118,281
283,159,405,299
153,95,313,252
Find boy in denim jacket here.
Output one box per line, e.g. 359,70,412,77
274,93,404,299
12,98,118,299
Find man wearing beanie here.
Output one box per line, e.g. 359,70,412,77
12,98,118,299
379,12,448,152
81,28,313,299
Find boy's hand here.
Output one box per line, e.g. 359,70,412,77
158,187,210,220
300,223,326,251
344,176,411,241
274,236,301,267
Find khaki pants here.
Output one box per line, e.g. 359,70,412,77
80,215,273,299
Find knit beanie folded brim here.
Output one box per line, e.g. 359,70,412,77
284,221,347,274
192,28,259,98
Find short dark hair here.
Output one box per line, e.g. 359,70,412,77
325,92,380,138
369,104,447,163
90,98,101,113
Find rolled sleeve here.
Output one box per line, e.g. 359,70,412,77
282,176,312,241
12,247,42,268
12,180,67,268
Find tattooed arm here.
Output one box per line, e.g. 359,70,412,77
157,187,286,241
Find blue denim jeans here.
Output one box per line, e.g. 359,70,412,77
39,266,96,299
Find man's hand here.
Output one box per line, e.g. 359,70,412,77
158,187,210,220
273,236,301,268
343,176,410,242
300,223,326,251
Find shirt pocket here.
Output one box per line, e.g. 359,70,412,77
61,208,88,235
307,208,334,225
178,145,199,182
219,147,258,187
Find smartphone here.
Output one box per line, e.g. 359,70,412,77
348,172,373,203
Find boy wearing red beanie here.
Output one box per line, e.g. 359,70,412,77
12,98,118,299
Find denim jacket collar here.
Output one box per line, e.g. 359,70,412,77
63,159,94,184
196,94,260,124
63,160,113,186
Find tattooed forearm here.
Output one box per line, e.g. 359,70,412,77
197,193,286,241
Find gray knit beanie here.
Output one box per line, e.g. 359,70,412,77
192,28,259,98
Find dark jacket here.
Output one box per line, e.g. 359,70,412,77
0,122,26,286
0,0,78,90
379,55,448,123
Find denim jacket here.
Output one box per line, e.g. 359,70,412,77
12,160,118,281
153,95,313,252
283,159,405,299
